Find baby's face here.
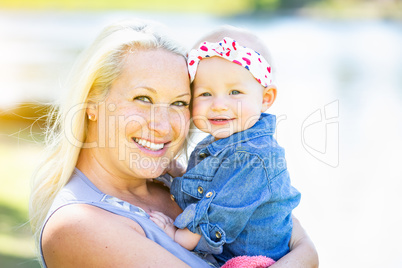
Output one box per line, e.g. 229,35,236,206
192,57,265,140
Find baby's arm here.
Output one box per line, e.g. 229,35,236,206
149,211,201,251
175,227,202,251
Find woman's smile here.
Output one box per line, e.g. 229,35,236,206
131,137,172,157
132,137,167,151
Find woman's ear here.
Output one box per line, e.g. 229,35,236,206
86,102,98,121
261,85,277,113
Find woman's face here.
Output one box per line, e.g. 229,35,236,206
93,49,190,180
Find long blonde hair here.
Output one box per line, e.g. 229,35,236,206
29,19,187,250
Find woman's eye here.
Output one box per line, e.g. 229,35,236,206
200,92,212,97
230,90,241,95
134,96,152,103
172,101,189,107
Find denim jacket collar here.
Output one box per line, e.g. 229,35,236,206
198,113,276,157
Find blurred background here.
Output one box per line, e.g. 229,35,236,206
1,0,402,267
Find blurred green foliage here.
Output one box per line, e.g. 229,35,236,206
0,135,42,267
0,0,249,14
0,0,401,18
250,0,320,11
0,104,46,267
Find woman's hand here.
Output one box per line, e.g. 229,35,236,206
270,215,319,268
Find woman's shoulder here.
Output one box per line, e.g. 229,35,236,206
44,203,145,235
42,203,146,246
42,203,146,267
42,202,193,267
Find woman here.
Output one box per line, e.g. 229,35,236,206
29,19,318,267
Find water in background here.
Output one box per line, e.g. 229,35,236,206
1,10,402,267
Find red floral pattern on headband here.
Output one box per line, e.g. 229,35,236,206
187,37,274,87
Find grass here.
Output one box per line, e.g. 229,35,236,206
0,116,43,268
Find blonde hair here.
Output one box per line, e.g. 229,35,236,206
29,19,187,251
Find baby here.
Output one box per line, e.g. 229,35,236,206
150,26,301,266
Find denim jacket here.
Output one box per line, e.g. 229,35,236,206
170,113,301,265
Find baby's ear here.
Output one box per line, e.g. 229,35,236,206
261,85,277,112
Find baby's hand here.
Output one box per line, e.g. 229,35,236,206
149,211,177,240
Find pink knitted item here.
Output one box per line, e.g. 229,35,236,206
221,255,275,268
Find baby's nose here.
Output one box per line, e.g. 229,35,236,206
211,96,229,111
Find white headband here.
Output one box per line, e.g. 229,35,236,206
188,37,274,87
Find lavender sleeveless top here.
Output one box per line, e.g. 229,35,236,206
40,168,217,268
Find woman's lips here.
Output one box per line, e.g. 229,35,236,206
133,137,165,151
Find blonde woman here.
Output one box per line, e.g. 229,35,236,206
30,19,318,267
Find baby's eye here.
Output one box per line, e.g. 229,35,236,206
134,96,152,103
200,92,212,97
230,90,241,95
172,101,189,107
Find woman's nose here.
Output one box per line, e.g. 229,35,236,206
211,96,229,112
148,105,171,136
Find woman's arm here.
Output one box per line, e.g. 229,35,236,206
270,215,319,268
42,204,191,268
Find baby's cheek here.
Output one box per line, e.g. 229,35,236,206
193,117,210,133
191,102,207,127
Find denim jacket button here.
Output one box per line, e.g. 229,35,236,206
215,231,222,239
170,194,175,201
205,191,213,198
197,186,204,194
199,152,207,159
